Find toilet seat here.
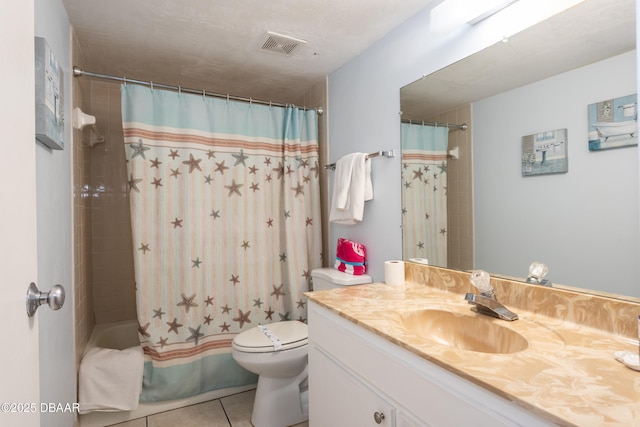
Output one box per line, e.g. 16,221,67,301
232,320,308,353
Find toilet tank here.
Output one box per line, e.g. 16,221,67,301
310,268,372,291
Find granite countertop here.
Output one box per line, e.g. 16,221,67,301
305,265,640,427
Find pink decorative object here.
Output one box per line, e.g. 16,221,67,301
334,238,367,275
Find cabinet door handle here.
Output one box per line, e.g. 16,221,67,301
373,411,385,424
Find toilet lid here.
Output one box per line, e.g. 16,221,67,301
232,320,308,353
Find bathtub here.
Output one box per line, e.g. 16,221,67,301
78,320,256,427
594,120,637,141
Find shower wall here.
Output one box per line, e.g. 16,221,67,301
74,78,329,327
72,31,95,364
431,104,474,270
87,81,137,324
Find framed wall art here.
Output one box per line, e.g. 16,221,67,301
588,94,637,151
522,128,568,176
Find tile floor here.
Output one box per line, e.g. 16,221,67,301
110,390,309,427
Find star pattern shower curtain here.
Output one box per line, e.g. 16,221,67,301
401,123,449,266
121,84,322,401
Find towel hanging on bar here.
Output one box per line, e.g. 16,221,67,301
324,149,394,170
329,153,372,224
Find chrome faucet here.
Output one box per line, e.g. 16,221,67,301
465,293,518,321
465,270,518,321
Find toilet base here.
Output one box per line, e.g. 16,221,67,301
251,366,309,427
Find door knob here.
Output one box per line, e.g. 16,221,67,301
373,411,385,424
26,282,65,317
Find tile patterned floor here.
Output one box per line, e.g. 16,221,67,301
110,390,309,427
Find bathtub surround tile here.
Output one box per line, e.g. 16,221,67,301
432,104,474,271
72,31,96,375
87,80,137,326
148,400,230,427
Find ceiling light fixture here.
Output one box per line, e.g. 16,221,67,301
431,0,520,34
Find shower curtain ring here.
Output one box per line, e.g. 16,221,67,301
203,89,206,100
123,76,127,86
178,86,181,95
150,81,154,90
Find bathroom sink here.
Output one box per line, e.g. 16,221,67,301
398,309,529,354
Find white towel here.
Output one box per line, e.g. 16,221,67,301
364,155,373,200
78,346,144,414
329,153,373,224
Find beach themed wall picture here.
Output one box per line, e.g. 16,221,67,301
588,94,637,151
522,128,568,176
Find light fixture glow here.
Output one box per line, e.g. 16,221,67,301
431,0,520,34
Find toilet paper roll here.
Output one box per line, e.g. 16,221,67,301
384,260,405,286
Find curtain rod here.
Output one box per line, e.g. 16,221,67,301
72,66,323,114
401,119,467,130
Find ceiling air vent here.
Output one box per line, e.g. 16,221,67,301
261,31,307,56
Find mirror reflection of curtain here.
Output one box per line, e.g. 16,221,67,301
401,123,449,266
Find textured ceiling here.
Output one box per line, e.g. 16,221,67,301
401,0,636,121
62,0,433,105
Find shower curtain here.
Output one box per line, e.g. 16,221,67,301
401,123,449,266
121,84,322,401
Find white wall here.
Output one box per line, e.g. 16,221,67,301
474,51,639,296
34,0,76,425
327,2,590,281
0,0,39,424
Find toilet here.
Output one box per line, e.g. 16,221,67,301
231,268,371,427
310,267,372,292
232,321,309,427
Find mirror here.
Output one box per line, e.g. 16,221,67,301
400,0,638,298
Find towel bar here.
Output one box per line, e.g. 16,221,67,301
324,150,395,170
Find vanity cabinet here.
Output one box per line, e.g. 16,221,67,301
310,347,397,426
307,301,553,427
